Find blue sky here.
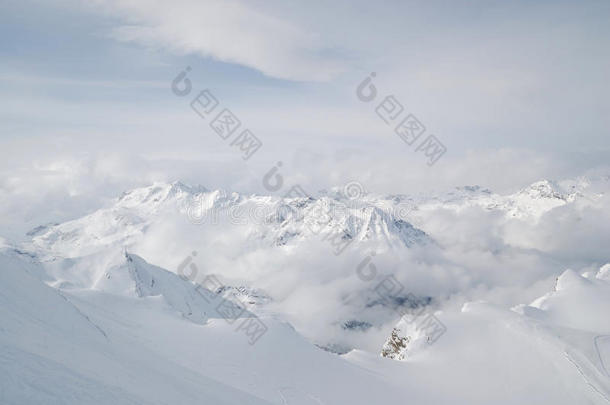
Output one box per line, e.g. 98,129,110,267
1,0,609,236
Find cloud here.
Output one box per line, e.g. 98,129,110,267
4,141,609,351
90,0,346,81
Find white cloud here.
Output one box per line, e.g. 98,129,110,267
90,0,346,81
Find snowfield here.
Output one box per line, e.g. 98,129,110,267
2,174,610,404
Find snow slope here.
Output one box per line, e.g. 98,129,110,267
0,248,272,404
378,266,610,403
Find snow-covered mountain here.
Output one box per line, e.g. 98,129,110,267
2,174,610,404
411,176,605,220
27,181,434,258
28,174,609,257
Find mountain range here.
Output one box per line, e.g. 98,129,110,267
2,174,610,404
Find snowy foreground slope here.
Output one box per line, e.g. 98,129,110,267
0,246,412,404
2,175,610,404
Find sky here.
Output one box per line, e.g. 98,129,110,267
1,0,609,237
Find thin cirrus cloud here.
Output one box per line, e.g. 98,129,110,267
91,0,347,82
